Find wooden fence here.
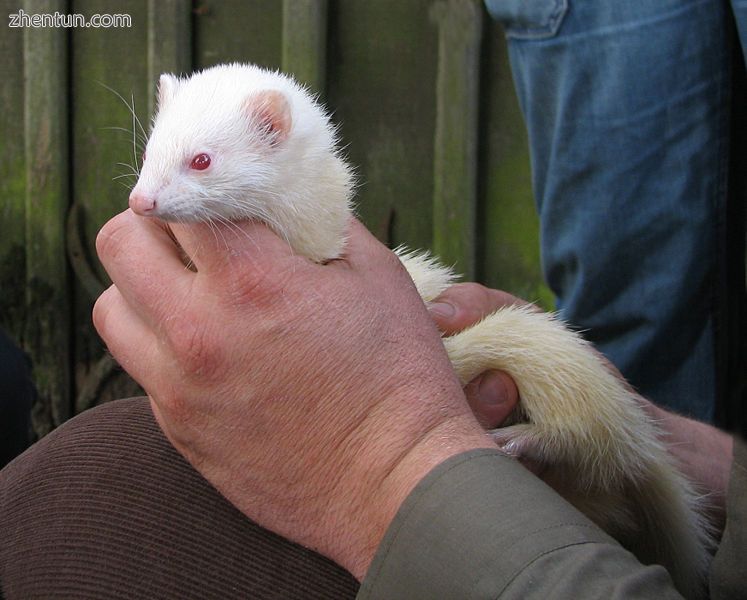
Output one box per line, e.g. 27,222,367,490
0,0,546,437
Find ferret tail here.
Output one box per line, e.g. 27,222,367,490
442,305,714,598
395,247,457,302
624,459,715,599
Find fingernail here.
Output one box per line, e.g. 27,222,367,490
477,370,508,406
428,302,455,319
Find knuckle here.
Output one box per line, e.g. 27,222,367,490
92,287,115,339
168,313,224,382
223,255,296,309
447,282,521,318
449,282,491,318
95,212,131,263
383,248,411,278
439,281,476,302
453,281,489,299
227,266,273,306
157,385,191,423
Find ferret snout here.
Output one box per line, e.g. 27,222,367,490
129,191,156,216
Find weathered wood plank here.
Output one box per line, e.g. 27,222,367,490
430,0,482,280
147,0,192,116
327,0,438,249
194,0,282,70
23,0,71,433
0,0,27,343
71,0,149,270
281,0,327,94
70,0,150,412
479,18,551,307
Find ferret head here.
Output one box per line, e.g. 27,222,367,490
129,64,354,262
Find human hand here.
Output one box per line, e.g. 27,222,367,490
427,282,734,530
646,403,733,532
427,283,525,429
92,212,494,580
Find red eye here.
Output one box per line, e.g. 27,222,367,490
190,153,211,170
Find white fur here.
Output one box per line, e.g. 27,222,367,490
393,246,458,302
135,63,713,599
133,63,354,262
443,304,712,596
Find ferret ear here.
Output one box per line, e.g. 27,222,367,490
158,74,179,110
244,90,292,146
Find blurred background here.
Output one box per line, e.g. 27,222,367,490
0,0,547,446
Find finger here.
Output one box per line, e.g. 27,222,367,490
92,284,163,390
96,210,193,329
339,218,395,265
340,218,420,293
464,370,519,429
428,283,530,335
168,218,298,276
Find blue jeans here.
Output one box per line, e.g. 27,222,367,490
484,0,746,420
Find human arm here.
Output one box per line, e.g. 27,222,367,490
359,449,681,599
431,283,733,531
426,283,746,599
92,211,495,579
93,213,688,596
646,404,733,532
709,437,747,599
429,283,734,532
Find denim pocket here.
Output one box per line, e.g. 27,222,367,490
484,0,569,39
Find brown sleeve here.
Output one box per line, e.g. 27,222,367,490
0,397,358,600
709,436,747,600
359,449,683,599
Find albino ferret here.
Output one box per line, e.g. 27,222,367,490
128,63,712,598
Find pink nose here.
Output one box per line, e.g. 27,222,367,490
129,192,156,215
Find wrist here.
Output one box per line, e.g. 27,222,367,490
334,404,493,580
650,403,733,531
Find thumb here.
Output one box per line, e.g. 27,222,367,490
464,370,519,429
168,218,297,275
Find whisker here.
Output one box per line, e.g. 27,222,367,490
201,208,245,250
97,81,149,177
130,93,140,177
101,126,148,148
115,162,140,174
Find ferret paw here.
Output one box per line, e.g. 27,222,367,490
490,424,542,460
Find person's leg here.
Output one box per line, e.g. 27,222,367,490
0,329,33,468
725,2,747,435
485,0,731,420
0,398,358,599
733,0,747,61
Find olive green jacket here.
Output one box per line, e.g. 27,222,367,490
359,440,747,599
